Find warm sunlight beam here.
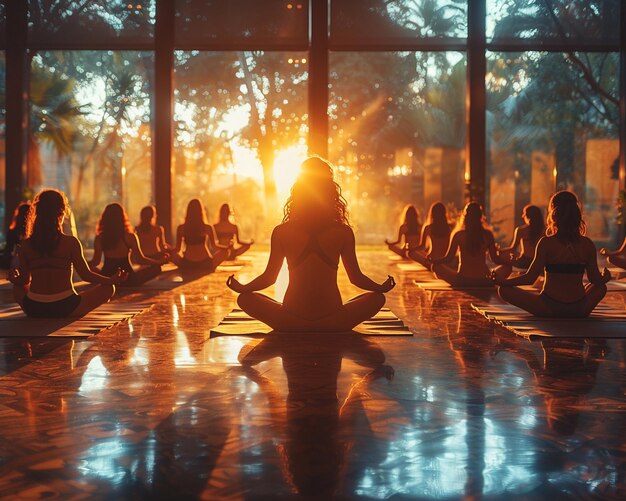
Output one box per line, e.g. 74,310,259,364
273,145,308,202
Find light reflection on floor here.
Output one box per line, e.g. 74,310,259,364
0,248,625,499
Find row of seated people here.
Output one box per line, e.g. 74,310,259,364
387,192,614,318
4,190,253,318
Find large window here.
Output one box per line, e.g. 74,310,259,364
28,51,154,243
329,51,466,242
173,50,308,237
486,51,620,244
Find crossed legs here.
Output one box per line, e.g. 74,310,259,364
237,291,386,332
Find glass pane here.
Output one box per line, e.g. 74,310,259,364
28,1,155,45
486,51,620,246
331,0,467,44
175,1,308,47
28,51,154,244
174,51,308,240
329,51,467,243
487,0,619,43
0,2,6,48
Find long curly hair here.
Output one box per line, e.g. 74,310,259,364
546,191,585,243
96,203,134,251
282,157,349,226
426,202,450,239
458,201,487,254
523,204,545,244
26,190,67,256
183,198,208,238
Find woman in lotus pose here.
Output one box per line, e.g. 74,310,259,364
171,199,229,271
135,205,169,260
409,202,451,268
494,191,609,317
431,202,499,287
226,156,395,332
496,204,545,277
90,203,164,286
214,203,254,259
1,202,31,269
385,205,422,258
9,189,125,318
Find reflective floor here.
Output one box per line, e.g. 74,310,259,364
1,248,625,500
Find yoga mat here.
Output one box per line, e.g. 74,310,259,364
396,262,428,272
471,302,626,339
210,308,412,337
605,280,626,292
0,303,149,337
215,263,245,272
414,278,494,291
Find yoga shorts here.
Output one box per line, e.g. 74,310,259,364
539,293,587,318
23,294,81,318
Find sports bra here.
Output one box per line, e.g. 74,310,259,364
545,263,586,274
290,226,339,270
216,231,233,240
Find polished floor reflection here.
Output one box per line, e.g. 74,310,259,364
1,249,625,499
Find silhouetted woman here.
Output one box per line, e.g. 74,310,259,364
1,202,31,269
9,190,125,317
226,156,395,332
385,205,422,258
494,191,609,317
496,204,545,277
90,203,164,286
171,199,229,271
409,202,451,268
431,202,499,287
214,202,254,259
135,205,169,260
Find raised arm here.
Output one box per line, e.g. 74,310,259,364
496,237,547,286
89,235,103,269
499,226,521,254
385,225,404,246
227,227,285,293
128,233,162,265
234,225,253,246
584,238,611,284
71,237,126,285
417,224,431,250
208,224,229,250
342,227,394,292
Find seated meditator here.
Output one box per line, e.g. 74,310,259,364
171,199,229,271
495,204,545,277
1,201,31,269
9,189,126,318
493,191,610,317
385,205,422,258
214,203,254,259
135,205,170,260
431,201,501,287
409,202,452,268
90,203,165,286
226,156,396,332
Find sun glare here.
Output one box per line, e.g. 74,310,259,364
273,145,308,201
